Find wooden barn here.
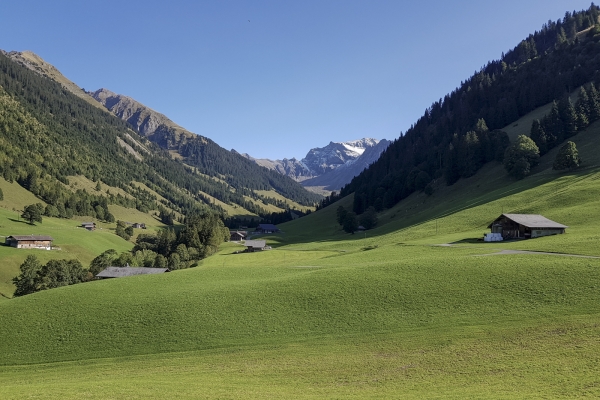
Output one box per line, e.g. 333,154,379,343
254,224,279,234
230,230,247,241
488,214,567,239
5,235,54,250
245,240,266,252
81,222,96,231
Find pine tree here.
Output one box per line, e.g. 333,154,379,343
588,83,600,122
530,119,548,155
558,96,578,138
576,86,590,129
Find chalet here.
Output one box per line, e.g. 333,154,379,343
230,230,247,241
5,235,54,250
487,214,567,240
81,222,96,231
96,266,170,279
255,224,279,234
132,223,146,229
245,239,266,252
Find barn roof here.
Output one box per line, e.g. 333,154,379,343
245,240,266,248
488,214,568,229
96,267,170,278
257,224,278,230
7,235,54,241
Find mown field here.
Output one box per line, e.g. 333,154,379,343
1,111,600,397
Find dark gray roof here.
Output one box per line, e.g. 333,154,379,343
96,267,170,278
7,235,54,241
245,240,266,248
257,224,278,230
489,214,568,229
81,222,96,225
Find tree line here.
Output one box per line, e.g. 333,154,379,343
340,5,600,217
12,211,230,297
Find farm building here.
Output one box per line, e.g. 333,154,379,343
5,235,54,250
81,222,96,231
96,267,170,279
230,230,246,241
245,240,266,252
132,223,146,229
487,214,567,239
255,224,279,234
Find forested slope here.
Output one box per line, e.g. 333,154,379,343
0,52,318,220
341,6,600,214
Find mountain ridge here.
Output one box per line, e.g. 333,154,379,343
239,138,390,191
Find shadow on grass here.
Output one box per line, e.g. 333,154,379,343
7,218,34,226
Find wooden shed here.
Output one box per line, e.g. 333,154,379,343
245,240,266,252
5,235,54,249
488,214,567,239
230,230,247,241
254,224,279,234
81,222,96,231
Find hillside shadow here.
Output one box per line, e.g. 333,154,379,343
275,162,600,247
7,218,35,226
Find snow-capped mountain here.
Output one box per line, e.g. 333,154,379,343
238,138,390,191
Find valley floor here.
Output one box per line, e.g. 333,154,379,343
3,125,600,398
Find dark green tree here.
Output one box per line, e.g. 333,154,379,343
503,135,540,179
115,220,131,241
529,119,548,154
36,259,87,290
12,255,41,297
336,205,348,225
358,206,378,230
21,203,44,225
125,226,134,237
342,211,359,234
588,83,600,122
89,249,118,276
553,141,581,170
576,86,590,129
558,96,578,138
0,187,3,201
154,254,168,268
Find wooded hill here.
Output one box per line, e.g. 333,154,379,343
0,51,320,222
341,5,600,214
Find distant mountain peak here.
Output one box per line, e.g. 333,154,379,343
241,137,390,191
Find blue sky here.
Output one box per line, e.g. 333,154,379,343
2,0,593,159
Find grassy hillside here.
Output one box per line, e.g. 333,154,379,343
0,206,132,299
1,115,600,396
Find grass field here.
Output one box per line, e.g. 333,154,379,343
1,104,600,397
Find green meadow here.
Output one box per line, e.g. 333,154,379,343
2,122,600,397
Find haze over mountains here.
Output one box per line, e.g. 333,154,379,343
238,138,391,191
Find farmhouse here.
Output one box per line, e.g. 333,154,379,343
487,214,567,239
132,223,146,229
230,230,246,241
254,224,279,234
96,266,170,279
5,235,54,249
245,239,266,252
81,222,96,231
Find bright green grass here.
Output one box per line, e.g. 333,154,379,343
0,207,133,299
3,106,600,397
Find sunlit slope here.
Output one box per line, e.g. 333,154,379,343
275,117,600,255
1,241,600,367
